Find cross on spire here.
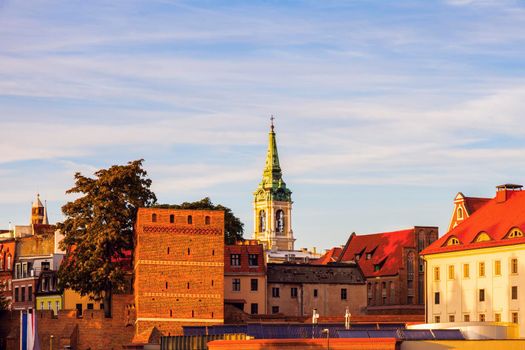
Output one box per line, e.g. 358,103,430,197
270,115,275,131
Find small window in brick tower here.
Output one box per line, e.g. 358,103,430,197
170,214,174,223
205,216,211,225
187,215,193,224
152,213,157,222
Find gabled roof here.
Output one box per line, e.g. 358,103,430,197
337,228,415,277
313,247,343,265
422,189,525,256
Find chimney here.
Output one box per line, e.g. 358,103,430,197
496,184,523,203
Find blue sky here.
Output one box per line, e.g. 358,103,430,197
1,0,525,250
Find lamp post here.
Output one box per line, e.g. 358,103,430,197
321,328,330,350
50,335,54,350
344,307,351,330
312,309,319,338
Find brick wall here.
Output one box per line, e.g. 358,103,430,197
1,294,135,350
134,208,225,336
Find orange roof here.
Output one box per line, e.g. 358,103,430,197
422,189,525,256
337,229,415,277
464,197,490,215
312,247,342,265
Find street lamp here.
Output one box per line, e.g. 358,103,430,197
312,309,319,338
321,328,330,350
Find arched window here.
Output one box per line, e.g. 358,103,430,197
276,210,285,234
457,207,463,219
169,214,174,224
474,232,491,243
205,216,211,225
152,213,157,222
446,236,461,246
259,210,266,232
507,227,524,239
187,215,192,224
407,252,415,275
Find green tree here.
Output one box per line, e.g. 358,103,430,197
156,197,244,244
58,159,156,317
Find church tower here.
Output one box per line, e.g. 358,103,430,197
31,194,48,225
253,119,295,251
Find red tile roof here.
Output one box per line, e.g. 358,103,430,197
312,247,343,265
337,229,415,277
464,197,490,215
422,189,525,256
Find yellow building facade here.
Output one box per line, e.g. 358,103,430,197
422,185,525,337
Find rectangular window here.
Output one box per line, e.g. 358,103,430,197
511,258,518,274
14,287,19,302
449,315,455,322
512,312,519,324
434,315,440,323
341,288,347,300
272,306,279,314
48,301,51,310
40,301,44,310
494,260,501,276
250,279,258,291
250,303,258,315
55,301,60,314
232,278,241,292
448,265,455,280
495,313,501,322
28,286,32,301
230,254,241,266
15,264,21,279
434,292,440,305
248,254,259,266
21,287,25,302
272,287,280,298
463,264,470,278
87,303,94,310
512,286,518,300
313,289,318,298
479,289,485,302
76,304,82,317
291,287,298,298
434,267,440,281
479,313,485,322
463,314,470,322
479,262,485,277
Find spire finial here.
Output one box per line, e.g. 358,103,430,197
270,115,275,132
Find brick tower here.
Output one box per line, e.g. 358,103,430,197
134,208,225,336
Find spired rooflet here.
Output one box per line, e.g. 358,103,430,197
422,184,525,256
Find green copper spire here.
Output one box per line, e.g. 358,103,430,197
254,117,292,202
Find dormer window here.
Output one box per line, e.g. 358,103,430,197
474,232,491,243
446,236,461,246
355,254,360,261
366,253,372,260
507,228,523,239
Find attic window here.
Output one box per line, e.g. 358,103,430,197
355,254,360,261
446,237,461,246
457,207,464,219
508,228,523,239
374,258,387,272
474,232,491,243
366,253,372,260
